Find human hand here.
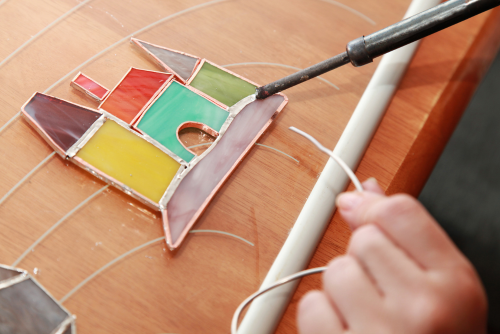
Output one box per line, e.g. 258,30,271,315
297,179,487,334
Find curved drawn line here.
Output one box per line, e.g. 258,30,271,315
320,0,376,25
255,143,299,163
0,151,56,207
12,185,109,267
59,236,165,303
189,229,254,246
188,143,300,163
0,111,20,135
187,142,299,163
222,62,339,90
45,0,229,93
187,142,213,149
0,0,229,136
59,228,253,303
0,0,93,68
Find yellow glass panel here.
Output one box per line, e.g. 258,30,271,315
76,120,180,203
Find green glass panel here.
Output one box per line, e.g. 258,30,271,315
137,81,229,162
189,62,256,106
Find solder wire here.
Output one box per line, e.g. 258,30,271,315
231,127,364,334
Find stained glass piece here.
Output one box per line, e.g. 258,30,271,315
0,278,68,334
63,325,73,334
0,267,21,281
76,120,181,203
71,73,109,100
137,81,228,162
166,95,285,245
99,68,172,124
22,93,101,153
134,39,198,81
189,62,257,107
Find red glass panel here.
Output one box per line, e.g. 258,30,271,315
73,73,109,100
99,68,172,124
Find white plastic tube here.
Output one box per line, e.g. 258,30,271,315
236,1,441,333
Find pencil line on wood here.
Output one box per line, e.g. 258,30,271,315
0,0,229,138
0,151,56,207
59,228,253,303
0,0,93,69
189,229,255,246
255,143,299,163
187,142,299,163
44,0,229,93
222,62,340,90
320,0,376,25
0,111,20,136
11,185,109,267
187,143,213,149
59,236,165,303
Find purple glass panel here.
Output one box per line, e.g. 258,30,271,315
166,95,285,244
0,278,69,333
136,40,198,81
22,93,101,152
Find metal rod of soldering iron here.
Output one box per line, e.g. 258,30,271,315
256,0,500,99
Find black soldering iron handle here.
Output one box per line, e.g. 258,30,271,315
256,0,500,99
348,0,500,66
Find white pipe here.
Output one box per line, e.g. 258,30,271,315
236,0,441,333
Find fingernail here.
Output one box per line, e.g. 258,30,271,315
336,192,363,211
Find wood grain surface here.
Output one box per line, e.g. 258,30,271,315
0,0,499,333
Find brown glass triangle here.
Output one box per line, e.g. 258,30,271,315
137,40,198,81
23,93,101,152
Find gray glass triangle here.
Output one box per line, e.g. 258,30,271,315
139,41,198,81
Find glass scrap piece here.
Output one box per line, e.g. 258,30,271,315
76,120,181,203
71,72,109,101
0,272,73,334
132,38,199,82
189,61,257,107
22,93,102,153
137,81,228,162
166,95,286,247
99,68,172,124
0,266,22,281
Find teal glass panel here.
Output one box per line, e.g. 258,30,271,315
189,62,256,107
137,81,229,162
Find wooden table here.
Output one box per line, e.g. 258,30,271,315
0,0,499,333
277,5,500,333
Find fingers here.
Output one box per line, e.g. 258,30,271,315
323,255,383,332
361,178,384,194
297,290,344,334
347,224,423,295
337,191,464,270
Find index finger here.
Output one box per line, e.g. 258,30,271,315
337,191,466,270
